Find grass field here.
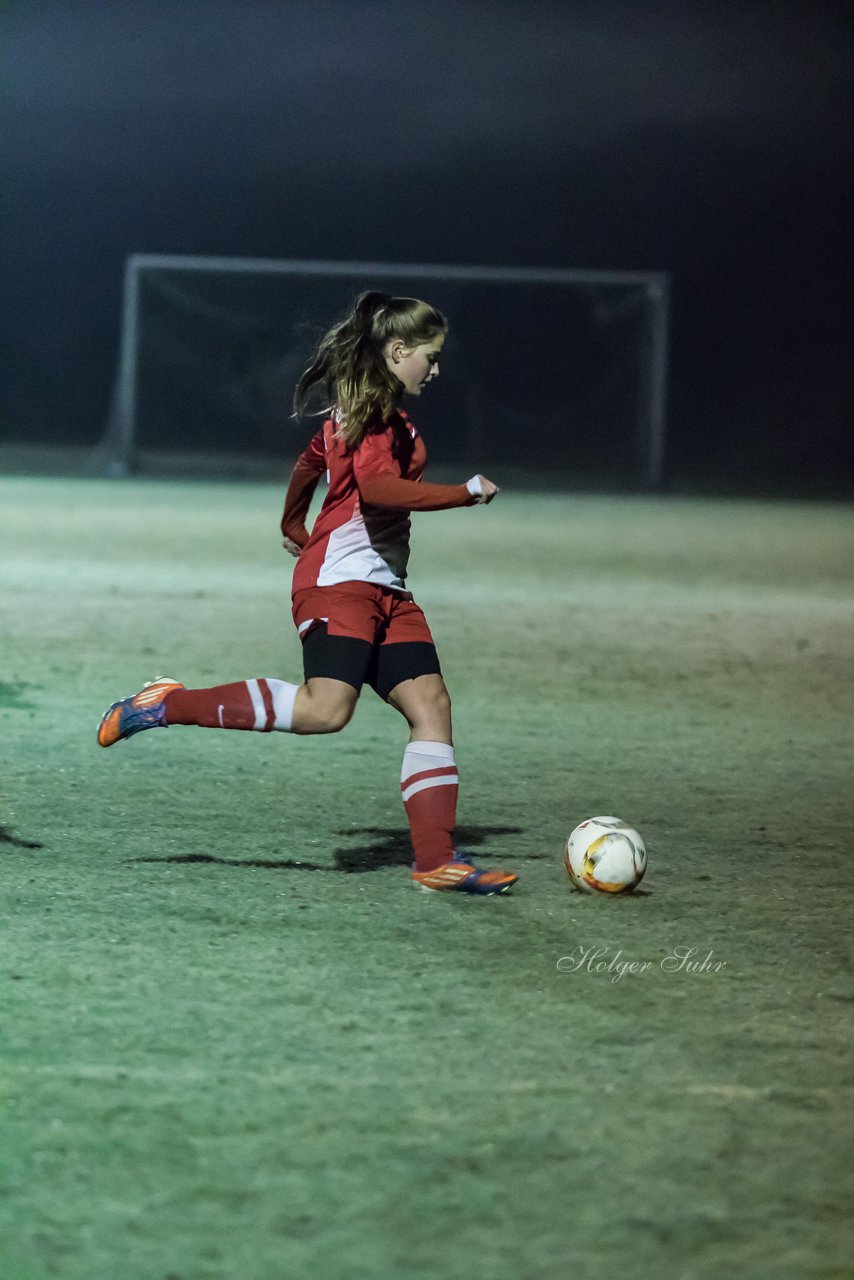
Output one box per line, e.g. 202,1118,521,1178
1,475,853,1280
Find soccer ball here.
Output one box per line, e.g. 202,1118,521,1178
564,816,647,894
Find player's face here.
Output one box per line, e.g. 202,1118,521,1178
386,331,445,396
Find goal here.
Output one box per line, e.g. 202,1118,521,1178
96,255,669,486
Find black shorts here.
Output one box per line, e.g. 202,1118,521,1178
301,624,442,701
292,581,443,700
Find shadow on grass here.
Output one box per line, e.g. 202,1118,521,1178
0,825,44,850
130,824,527,875
333,823,526,873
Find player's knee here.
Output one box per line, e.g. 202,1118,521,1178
417,676,451,720
314,690,357,733
396,670,453,732
323,698,355,733
298,680,357,734
432,681,452,717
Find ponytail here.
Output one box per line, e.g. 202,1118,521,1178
294,291,447,447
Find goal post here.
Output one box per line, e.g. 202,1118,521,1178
95,254,669,486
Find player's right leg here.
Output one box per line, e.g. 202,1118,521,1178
97,585,379,747
290,678,359,734
97,674,363,747
97,677,185,747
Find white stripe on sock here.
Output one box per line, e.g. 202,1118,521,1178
401,775,459,804
265,678,298,732
401,740,455,785
245,679,267,731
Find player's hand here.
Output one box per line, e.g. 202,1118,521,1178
467,474,500,504
282,536,302,558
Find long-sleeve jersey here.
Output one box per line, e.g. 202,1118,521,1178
281,408,476,592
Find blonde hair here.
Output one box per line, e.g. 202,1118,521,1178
293,291,447,447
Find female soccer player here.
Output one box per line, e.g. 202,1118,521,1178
98,291,517,895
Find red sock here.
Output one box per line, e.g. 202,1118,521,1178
401,741,458,872
164,679,298,731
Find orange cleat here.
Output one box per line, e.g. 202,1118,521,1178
97,677,184,748
411,855,518,895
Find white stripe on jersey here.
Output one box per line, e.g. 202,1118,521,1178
316,506,411,590
401,775,459,804
245,678,267,731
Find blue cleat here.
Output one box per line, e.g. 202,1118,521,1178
97,677,184,747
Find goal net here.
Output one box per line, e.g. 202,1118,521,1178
95,256,669,486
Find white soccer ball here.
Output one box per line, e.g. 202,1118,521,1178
564,816,647,894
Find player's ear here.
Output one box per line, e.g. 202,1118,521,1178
386,339,407,364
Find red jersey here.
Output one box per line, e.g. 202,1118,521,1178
281,408,475,593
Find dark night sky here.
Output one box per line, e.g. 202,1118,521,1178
2,0,852,488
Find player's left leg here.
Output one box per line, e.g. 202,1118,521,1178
370,598,457,874
375,591,517,894
385,671,517,895
385,671,457,872
386,672,453,745
374,592,459,873
376,586,517,896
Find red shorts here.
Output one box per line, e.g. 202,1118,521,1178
292,581,435,647
291,581,441,698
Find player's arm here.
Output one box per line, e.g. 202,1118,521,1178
281,430,326,549
355,451,499,512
